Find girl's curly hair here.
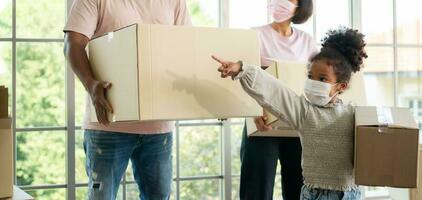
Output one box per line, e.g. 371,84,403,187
311,27,368,83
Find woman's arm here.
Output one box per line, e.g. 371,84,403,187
212,56,309,130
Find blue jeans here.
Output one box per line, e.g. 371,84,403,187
300,185,362,200
84,130,173,200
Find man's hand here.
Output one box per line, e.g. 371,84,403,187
211,55,242,78
88,80,113,125
254,114,272,132
64,31,114,126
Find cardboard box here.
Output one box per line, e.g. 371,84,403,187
410,145,422,200
88,24,262,122
246,60,367,137
0,86,7,118
355,106,419,188
0,118,13,198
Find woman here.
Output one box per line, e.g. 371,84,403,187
240,0,317,199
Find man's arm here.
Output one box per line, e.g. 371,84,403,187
63,31,112,125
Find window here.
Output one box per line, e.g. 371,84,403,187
403,98,422,141
187,0,219,27
314,0,350,42
0,0,68,199
229,0,268,29
360,0,422,198
1,0,420,199
397,47,422,137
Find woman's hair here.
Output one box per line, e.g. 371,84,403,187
291,0,313,24
311,27,368,83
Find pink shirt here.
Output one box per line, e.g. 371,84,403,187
64,0,191,134
254,25,318,66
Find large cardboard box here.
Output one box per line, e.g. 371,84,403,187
88,24,262,122
0,118,13,198
1,186,34,200
0,86,7,118
0,85,12,198
355,106,419,188
410,146,422,200
246,60,367,137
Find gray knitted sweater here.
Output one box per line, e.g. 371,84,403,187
235,65,357,191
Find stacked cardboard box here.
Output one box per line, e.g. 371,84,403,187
88,23,262,122
355,106,419,188
0,86,13,199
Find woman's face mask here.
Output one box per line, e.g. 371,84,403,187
268,0,297,23
304,79,340,107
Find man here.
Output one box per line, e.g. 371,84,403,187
63,0,191,199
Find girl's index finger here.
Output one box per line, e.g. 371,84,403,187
211,55,225,65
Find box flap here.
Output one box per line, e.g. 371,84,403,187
355,106,419,129
88,24,140,122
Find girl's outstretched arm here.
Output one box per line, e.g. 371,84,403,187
212,55,309,130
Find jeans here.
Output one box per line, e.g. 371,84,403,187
239,125,303,200
84,129,173,200
300,185,362,200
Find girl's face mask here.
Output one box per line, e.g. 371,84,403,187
268,0,297,23
304,79,340,107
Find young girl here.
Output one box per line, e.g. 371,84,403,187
241,0,316,199
212,27,367,200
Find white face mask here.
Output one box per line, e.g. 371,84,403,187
268,0,297,23
304,79,339,107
